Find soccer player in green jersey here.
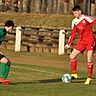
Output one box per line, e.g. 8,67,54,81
0,20,14,84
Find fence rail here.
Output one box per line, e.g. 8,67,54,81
1,26,66,54
1,26,96,55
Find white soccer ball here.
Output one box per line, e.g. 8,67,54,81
62,74,71,83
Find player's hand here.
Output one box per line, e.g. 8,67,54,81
65,44,70,49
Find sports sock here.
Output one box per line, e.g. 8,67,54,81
0,62,6,78
5,64,10,79
70,58,77,74
87,62,94,78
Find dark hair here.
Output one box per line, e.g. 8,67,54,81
72,5,81,11
5,20,14,27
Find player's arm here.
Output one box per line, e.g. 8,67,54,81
65,25,76,49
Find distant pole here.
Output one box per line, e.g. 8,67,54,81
58,30,65,55
88,0,91,15
15,27,22,52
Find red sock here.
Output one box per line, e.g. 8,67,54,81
87,62,94,78
70,58,77,74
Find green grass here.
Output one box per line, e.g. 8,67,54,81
0,13,73,28
0,13,96,31
0,61,96,96
0,13,96,96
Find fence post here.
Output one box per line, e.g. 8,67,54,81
58,30,65,55
15,26,22,52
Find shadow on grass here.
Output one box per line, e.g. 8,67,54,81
71,77,96,84
9,77,96,85
71,77,86,83
9,78,62,85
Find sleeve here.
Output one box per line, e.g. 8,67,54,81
85,16,96,25
67,24,77,46
91,19,96,25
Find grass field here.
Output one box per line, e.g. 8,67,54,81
0,50,96,96
0,13,96,96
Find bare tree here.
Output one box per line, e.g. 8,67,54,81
57,0,60,14
0,0,95,15
0,0,3,11
31,0,35,12
13,0,18,12
4,0,12,12
47,0,52,14
40,0,47,13
83,0,88,15
26,0,31,13
20,0,23,12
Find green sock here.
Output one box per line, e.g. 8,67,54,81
0,63,6,78
5,64,10,79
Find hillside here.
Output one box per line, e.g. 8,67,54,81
0,13,73,28
0,13,96,31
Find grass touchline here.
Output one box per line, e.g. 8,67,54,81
12,65,61,76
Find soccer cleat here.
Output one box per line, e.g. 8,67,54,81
0,78,10,85
71,73,78,79
2,79,10,85
84,78,91,85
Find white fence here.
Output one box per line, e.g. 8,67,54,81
15,26,66,55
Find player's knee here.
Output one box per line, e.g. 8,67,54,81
69,54,75,60
0,57,10,64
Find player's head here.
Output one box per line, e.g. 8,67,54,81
72,5,82,18
4,20,14,32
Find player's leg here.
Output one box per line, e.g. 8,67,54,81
70,48,80,79
84,50,94,84
70,42,86,79
0,54,10,84
87,50,94,78
0,54,6,79
4,58,11,79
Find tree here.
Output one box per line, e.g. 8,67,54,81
13,0,18,12
26,0,31,13
4,0,12,12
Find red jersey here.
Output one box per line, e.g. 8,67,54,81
67,15,96,46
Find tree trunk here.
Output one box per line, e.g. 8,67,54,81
68,0,74,13
91,3,96,16
35,0,40,13
13,0,18,12
87,0,91,15
47,0,52,14
51,0,56,13
64,1,68,14
23,0,27,12
83,0,88,15
18,0,23,12
0,0,3,11
26,0,31,13
31,0,35,13
40,0,47,14
4,0,12,12
57,0,60,14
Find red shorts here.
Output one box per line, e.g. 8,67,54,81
74,41,94,52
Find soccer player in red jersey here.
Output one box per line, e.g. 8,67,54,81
65,5,96,84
